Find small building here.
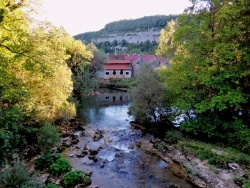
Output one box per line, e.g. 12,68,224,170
125,54,143,77
97,54,168,79
141,55,160,68
98,59,132,79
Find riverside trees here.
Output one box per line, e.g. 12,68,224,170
0,0,92,162
129,64,168,124
157,0,250,152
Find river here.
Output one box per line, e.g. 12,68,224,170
65,88,195,188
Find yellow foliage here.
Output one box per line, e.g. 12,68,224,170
0,1,91,122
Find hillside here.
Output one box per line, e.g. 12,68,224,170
74,15,179,54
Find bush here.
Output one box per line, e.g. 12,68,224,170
83,175,92,186
55,103,76,125
165,130,183,144
156,141,167,150
0,160,42,188
0,130,17,162
38,123,61,155
62,170,83,187
243,180,250,188
49,158,71,177
0,107,27,162
44,183,59,188
35,153,61,171
180,115,250,153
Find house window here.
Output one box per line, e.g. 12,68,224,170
113,70,116,75
120,70,123,75
106,72,109,75
105,96,109,99
126,72,129,75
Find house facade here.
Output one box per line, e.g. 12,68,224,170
98,59,132,79
98,54,169,80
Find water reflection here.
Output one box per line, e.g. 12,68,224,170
98,88,131,106
66,89,195,188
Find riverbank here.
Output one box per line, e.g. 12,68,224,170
131,123,250,188
61,92,197,188
57,119,249,188
33,87,249,188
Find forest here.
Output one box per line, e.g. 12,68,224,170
95,39,158,54
0,0,250,187
74,15,179,43
74,15,180,54
155,0,250,153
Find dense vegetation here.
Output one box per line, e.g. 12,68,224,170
128,2,250,185
74,15,179,54
129,64,168,124
1,0,250,187
130,0,250,153
102,15,179,33
156,0,250,152
0,0,104,166
95,40,158,54
75,15,179,43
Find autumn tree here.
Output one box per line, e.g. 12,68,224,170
0,0,93,161
64,35,93,98
86,43,108,78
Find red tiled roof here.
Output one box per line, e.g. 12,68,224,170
109,60,130,64
141,55,157,62
124,55,141,62
105,64,132,70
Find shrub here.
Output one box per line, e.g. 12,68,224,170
198,149,212,161
55,103,76,125
44,183,59,188
49,158,71,177
156,141,167,150
83,176,92,185
243,180,250,188
0,107,27,162
35,153,61,171
0,130,17,162
165,130,183,144
184,167,193,174
62,170,83,187
38,123,61,155
0,160,42,188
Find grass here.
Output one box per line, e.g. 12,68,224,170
175,139,250,187
177,140,250,169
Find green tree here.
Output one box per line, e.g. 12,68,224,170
0,0,76,121
64,35,93,98
157,0,250,151
0,0,94,163
86,43,108,78
37,123,60,155
129,64,167,124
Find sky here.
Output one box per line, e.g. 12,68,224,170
39,0,192,36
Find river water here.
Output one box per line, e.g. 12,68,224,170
65,88,194,188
